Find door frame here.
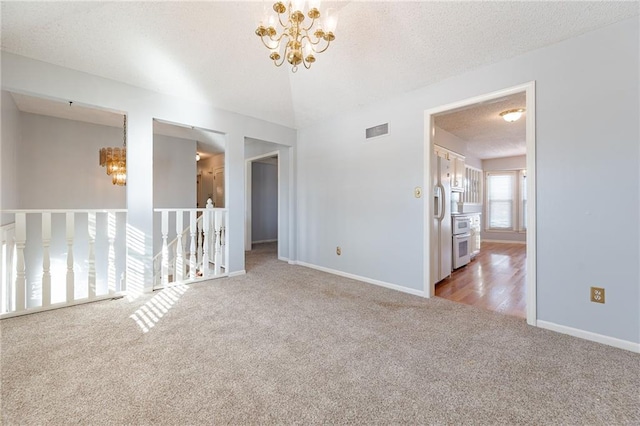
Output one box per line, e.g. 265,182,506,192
423,81,537,326
245,151,280,252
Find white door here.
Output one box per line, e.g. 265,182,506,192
213,167,225,208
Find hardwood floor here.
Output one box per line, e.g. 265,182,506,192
435,242,526,318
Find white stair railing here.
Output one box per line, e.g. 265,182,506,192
153,200,228,289
0,209,127,318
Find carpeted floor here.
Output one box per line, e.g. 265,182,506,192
1,242,639,425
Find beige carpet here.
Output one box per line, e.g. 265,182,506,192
1,242,639,425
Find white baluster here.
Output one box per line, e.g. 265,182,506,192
0,227,6,314
41,212,51,307
107,212,116,293
214,210,222,275
14,213,26,312
66,212,75,303
161,211,169,286
5,228,16,312
189,211,197,280
175,211,184,282
197,214,203,273
88,212,96,299
203,199,213,278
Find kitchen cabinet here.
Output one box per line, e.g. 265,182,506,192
434,145,465,192
452,156,466,192
463,165,483,204
469,213,481,258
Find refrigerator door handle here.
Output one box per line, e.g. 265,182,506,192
438,183,447,221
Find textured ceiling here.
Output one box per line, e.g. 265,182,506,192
435,92,526,160
1,1,638,129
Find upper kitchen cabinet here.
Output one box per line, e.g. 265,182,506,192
463,165,483,204
434,145,465,192
452,156,466,192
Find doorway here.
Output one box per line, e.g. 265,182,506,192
424,82,537,326
245,151,279,260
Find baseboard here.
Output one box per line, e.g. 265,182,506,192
293,261,425,297
278,256,290,262
252,239,277,244
228,270,246,277
537,320,640,353
482,239,526,244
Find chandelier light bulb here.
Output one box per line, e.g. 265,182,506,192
500,108,525,122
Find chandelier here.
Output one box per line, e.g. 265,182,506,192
255,0,337,72
99,115,127,186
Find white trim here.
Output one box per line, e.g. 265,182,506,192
252,239,278,244
482,239,527,245
278,256,290,262
537,320,640,353
228,270,246,277
0,292,126,319
294,261,425,297
0,209,127,213
424,81,537,327
152,274,229,291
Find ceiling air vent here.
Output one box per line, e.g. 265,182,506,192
365,123,389,140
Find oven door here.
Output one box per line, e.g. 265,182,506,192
453,216,471,235
453,233,471,269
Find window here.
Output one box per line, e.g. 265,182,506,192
486,170,527,232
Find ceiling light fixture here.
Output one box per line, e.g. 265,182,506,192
99,114,127,186
255,0,337,72
500,108,525,122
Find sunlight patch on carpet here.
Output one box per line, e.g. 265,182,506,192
130,284,188,333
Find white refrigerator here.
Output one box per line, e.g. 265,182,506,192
432,155,452,285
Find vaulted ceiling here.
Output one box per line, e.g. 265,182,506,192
1,1,637,129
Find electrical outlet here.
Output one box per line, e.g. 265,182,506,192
590,287,605,304
336,246,341,256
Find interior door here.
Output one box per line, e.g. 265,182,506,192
213,167,225,208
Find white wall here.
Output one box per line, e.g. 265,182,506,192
154,134,196,209
0,91,20,225
2,52,297,290
296,18,639,345
245,138,294,261
482,155,526,171
18,112,126,209
251,162,278,243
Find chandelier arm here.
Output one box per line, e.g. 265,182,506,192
273,51,287,67
301,16,317,33
276,8,288,29
314,38,332,54
259,33,285,51
302,56,312,70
